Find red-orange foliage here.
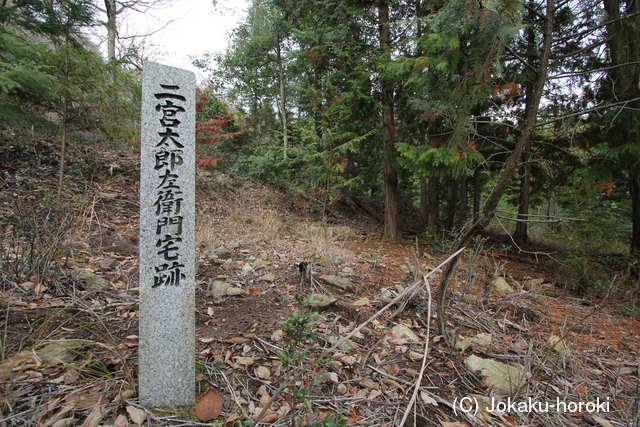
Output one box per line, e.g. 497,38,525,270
195,90,243,169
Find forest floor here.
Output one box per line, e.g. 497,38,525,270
1,138,640,427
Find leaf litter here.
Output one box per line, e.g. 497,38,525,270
0,148,639,426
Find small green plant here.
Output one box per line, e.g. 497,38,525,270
309,414,349,427
277,295,349,427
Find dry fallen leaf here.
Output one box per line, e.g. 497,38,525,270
113,414,128,427
234,356,254,366
384,363,400,375
126,405,147,425
195,389,223,422
440,422,468,427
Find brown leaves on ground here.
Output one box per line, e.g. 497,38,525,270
195,389,222,422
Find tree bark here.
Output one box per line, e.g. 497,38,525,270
427,175,439,229
603,0,640,252
473,167,480,221
420,174,428,229
379,0,401,241
104,0,117,62
514,142,531,244
276,43,289,159
436,0,554,344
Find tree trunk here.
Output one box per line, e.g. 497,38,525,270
459,176,468,227
427,175,439,229
445,176,458,231
379,0,401,241
436,0,554,344
276,44,288,159
514,142,531,244
630,167,640,252
514,10,536,245
473,167,480,221
603,0,640,253
420,174,428,229
105,0,117,62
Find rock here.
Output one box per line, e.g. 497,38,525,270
464,355,528,394
490,277,514,294
89,234,138,254
259,273,275,282
74,269,110,290
210,281,242,296
319,275,354,292
455,333,493,352
391,324,420,342
342,267,355,275
253,259,270,269
352,297,371,306
214,246,230,255
226,287,243,296
241,263,253,273
547,335,571,356
99,258,119,270
221,259,234,271
307,293,338,310
39,340,83,364
324,335,359,351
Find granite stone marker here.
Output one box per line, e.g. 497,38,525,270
139,61,196,407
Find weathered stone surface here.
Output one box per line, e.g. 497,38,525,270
391,324,420,342
139,61,196,407
89,234,138,254
39,340,83,364
210,281,232,295
259,273,275,282
74,269,110,290
99,257,119,270
319,275,354,292
490,277,514,294
464,355,528,394
307,293,338,310
455,333,493,352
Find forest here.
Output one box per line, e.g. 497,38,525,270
1,0,640,426
1,0,639,276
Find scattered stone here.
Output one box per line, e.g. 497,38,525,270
319,275,354,292
547,335,572,356
74,269,110,290
89,234,138,254
99,258,119,270
391,324,420,342
342,267,355,275
241,263,253,273
307,293,338,310
490,277,514,294
352,297,371,307
226,287,243,296
222,259,234,271
259,273,275,282
455,333,493,352
210,281,242,296
324,335,359,351
464,355,528,394
253,259,270,269
214,246,230,255
39,340,83,364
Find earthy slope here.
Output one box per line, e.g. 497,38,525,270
1,138,639,426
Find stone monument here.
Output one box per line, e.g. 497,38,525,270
139,61,196,407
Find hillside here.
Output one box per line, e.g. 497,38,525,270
1,139,640,427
